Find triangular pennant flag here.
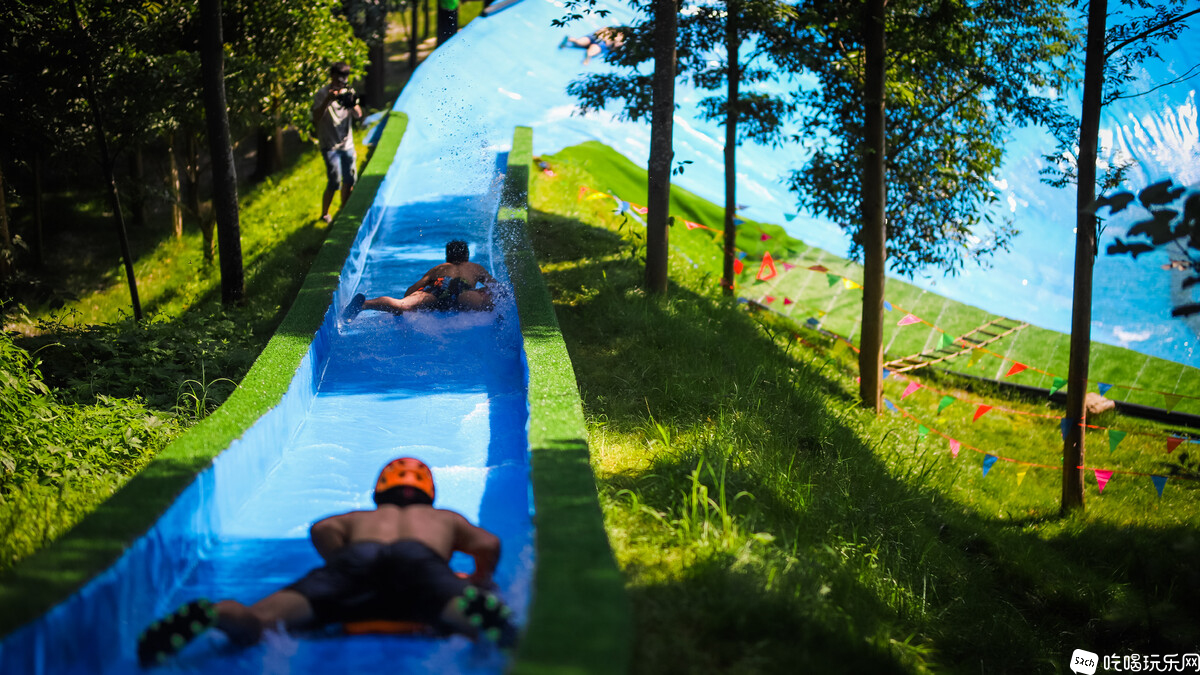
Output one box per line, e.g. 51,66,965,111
897,314,921,326
784,213,797,221
1016,466,1029,486
843,279,863,290
577,185,590,200
982,454,998,477
1005,362,1028,377
901,381,922,399
937,395,954,414
737,251,748,259
757,252,778,281
734,218,745,225
1098,382,1113,396
631,204,648,215
781,262,796,271
1094,469,1113,493
831,341,848,357
615,200,631,214
948,439,960,458
1060,417,1072,440
972,405,993,422
826,273,841,287
1108,430,1127,452
1167,436,1183,453
1163,394,1182,412
937,333,953,350
808,264,829,273
885,400,898,413
733,258,744,275
806,317,820,327
783,297,793,305
967,350,983,367
918,425,930,438
883,300,893,312
763,296,776,303
1151,475,1167,497
1049,377,1067,397
684,220,703,230
586,191,610,201
881,369,891,379
760,233,771,241
815,310,826,318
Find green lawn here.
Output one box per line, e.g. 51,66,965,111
529,142,1200,673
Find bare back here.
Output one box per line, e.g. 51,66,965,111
424,261,493,287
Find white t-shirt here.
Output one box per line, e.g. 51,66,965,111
313,86,354,152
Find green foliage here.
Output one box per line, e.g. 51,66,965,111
781,0,1076,277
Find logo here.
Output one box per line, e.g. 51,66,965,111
1071,649,1099,675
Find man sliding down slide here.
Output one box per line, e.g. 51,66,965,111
344,239,497,319
137,457,518,666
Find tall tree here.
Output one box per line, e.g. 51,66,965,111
859,0,886,412
779,0,1075,410
645,0,677,295
198,0,244,305
1047,0,1199,513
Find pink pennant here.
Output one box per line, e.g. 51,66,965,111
783,297,793,305
1094,469,1113,493
781,262,796,271
897,314,921,326
901,381,922,399
760,233,771,241
684,220,703,230
808,265,829,273
631,204,648,215
972,405,993,422
1167,437,1183,453
948,439,960,458
543,168,556,177
1004,362,1028,377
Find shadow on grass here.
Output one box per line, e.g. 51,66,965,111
527,207,1200,673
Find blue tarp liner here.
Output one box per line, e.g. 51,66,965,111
2,1,1196,672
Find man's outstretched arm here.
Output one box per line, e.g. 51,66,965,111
453,514,501,588
310,514,351,561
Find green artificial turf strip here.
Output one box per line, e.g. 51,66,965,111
549,142,1200,417
506,128,633,675
0,113,409,637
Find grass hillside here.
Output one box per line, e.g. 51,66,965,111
529,142,1200,672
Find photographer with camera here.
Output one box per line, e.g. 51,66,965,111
312,62,363,223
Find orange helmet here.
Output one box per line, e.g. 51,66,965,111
374,457,435,506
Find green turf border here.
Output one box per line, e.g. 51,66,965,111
502,128,632,674
0,112,409,637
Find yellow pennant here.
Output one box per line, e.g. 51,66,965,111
1016,467,1029,487
842,278,862,290
968,349,983,367
587,192,611,201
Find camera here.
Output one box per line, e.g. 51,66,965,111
335,88,358,108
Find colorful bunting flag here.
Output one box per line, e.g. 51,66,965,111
734,218,745,225
973,405,993,422
831,341,849,357
1098,382,1113,396
577,185,590,200
760,233,771,241
784,213,797,221
1094,469,1113,493
881,369,891,379
631,204,648,215
937,333,953,350
586,191,609,201
781,262,796,271
684,220,703,230
1167,437,1183,453
918,425,930,438
764,296,776,303
901,381,922,399
808,265,829,273
757,252,778,281
1049,377,1067,397
842,279,863,290
1005,362,1028,377
885,400,898,413
615,200,631,215
783,297,793,305
1163,394,1182,412
1108,430,1127,452
1016,466,1029,486
967,350,983,367
982,454,998,477
897,314,921,326
883,300,893,312
737,251,747,259
1151,475,1167,497
806,317,820,327
948,439,961,458
733,259,744,275
826,273,841,287
937,395,955,414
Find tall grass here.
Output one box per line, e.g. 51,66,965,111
530,145,1200,673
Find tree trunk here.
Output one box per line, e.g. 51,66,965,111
858,0,887,412
33,152,45,267
1062,0,1107,514
68,0,142,322
721,2,739,297
436,5,457,46
185,134,214,261
0,164,11,281
645,0,677,295
410,0,419,70
366,40,386,108
254,126,274,179
166,132,183,239
199,0,245,305
128,146,146,230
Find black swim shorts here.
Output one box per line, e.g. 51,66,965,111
286,540,470,626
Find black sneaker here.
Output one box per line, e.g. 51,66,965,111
137,599,218,667
343,293,366,322
455,586,518,649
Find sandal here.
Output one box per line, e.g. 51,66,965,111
136,599,218,666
